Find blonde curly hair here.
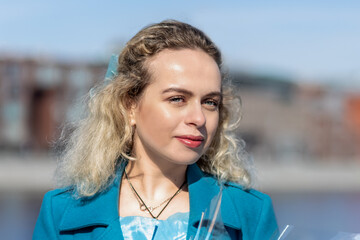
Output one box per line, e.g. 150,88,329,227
56,20,252,197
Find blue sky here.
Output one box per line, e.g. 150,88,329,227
1,0,360,88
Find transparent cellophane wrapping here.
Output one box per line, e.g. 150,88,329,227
155,186,360,240
187,187,360,240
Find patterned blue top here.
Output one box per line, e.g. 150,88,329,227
119,212,189,240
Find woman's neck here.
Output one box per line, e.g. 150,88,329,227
125,157,188,200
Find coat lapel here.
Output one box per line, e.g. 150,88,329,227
186,164,222,239
58,162,126,239
95,217,124,240
186,164,242,239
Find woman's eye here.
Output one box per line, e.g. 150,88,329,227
169,96,185,103
203,99,219,109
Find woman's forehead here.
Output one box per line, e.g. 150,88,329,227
146,49,221,90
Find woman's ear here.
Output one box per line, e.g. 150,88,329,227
129,104,137,126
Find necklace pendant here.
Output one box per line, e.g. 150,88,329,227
140,204,153,213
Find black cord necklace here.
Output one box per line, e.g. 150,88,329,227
124,169,187,219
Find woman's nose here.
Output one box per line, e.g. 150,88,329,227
185,103,206,127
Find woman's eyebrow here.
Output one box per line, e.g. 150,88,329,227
205,91,223,99
162,87,222,99
162,87,193,96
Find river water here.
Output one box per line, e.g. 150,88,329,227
1,191,359,240
271,192,360,239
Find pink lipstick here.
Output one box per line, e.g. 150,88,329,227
176,135,204,148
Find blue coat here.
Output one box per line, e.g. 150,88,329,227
33,163,279,239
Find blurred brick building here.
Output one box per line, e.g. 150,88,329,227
232,72,360,162
0,55,359,161
0,55,106,151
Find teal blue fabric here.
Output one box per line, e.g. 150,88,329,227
33,163,279,240
120,212,189,239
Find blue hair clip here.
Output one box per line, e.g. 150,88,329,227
104,54,119,84
90,54,119,98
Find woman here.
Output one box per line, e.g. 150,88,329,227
33,20,278,240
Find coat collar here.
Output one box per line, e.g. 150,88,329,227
187,163,221,236
59,162,125,231
58,162,241,237
186,165,242,238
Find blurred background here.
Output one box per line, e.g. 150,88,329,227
1,0,360,239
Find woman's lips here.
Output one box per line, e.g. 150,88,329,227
175,135,204,148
